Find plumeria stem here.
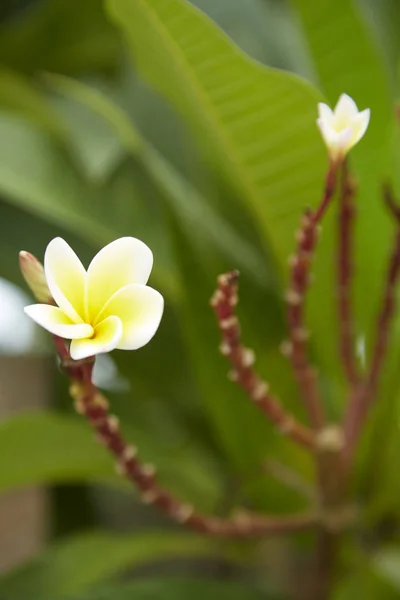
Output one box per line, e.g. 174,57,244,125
285,162,338,430
210,272,315,449
337,160,359,386
54,336,317,538
344,186,400,466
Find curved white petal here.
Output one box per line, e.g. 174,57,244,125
24,304,93,339
334,93,359,124
44,237,86,323
331,127,354,158
86,237,153,322
317,118,336,148
350,108,371,146
96,283,164,350
70,315,122,360
318,103,334,124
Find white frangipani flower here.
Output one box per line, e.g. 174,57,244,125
23,237,164,361
317,93,370,161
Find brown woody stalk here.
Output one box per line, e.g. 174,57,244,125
54,336,316,538
285,163,338,430
344,186,400,464
210,271,315,449
337,160,359,386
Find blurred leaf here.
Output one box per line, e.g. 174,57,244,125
0,531,221,599
290,0,393,409
106,0,324,275
68,578,271,600
0,67,62,136
46,73,271,287
0,411,113,490
51,94,126,182
0,0,120,75
359,0,400,86
373,548,400,592
191,0,313,76
0,410,221,507
0,113,176,298
333,569,398,600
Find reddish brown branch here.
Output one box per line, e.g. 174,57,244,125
210,271,315,450
311,529,338,600
285,164,338,430
344,186,400,464
337,161,359,386
55,337,316,538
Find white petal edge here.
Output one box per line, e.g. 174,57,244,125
334,93,359,122
350,108,371,146
85,237,154,322
44,237,86,324
318,103,334,124
24,304,93,339
317,118,336,147
70,315,123,360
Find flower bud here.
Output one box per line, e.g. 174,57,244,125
317,93,370,161
19,251,52,303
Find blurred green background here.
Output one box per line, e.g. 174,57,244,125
1,0,400,598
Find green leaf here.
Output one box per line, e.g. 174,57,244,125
106,0,324,268
373,548,400,592
0,410,220,507
0,0,120,75
359,0,400,85
0,532,220,599
68,578,271,600
0,68,62,136
0,411,113,491
0,113,176,298
45,73,271,287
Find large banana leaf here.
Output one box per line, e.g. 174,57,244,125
106,0,324,270
46,73,271,287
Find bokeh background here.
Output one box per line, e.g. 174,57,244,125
0,0,400,599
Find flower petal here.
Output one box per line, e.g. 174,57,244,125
317,102,334,124
96,283,164,350
317,118,336,148
86,237,153,321
330,127,354,159
44,237,86,323
70,315,122,360
334,93,359,125
350,108,371,146
24,304,93,339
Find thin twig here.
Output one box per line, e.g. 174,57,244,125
210,271,315,449
312,529,338,600
344,185,400,465
55,337,317,538
337,160,359,386
285,163,338,430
